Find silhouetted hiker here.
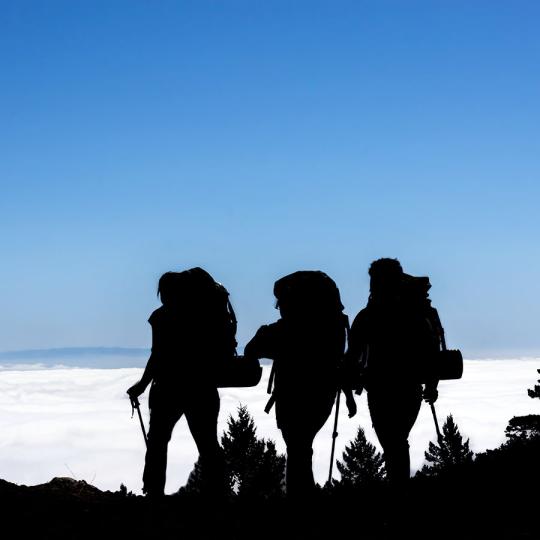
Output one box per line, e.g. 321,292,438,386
127,268,237,496
345,258,440,485
244,271,355,496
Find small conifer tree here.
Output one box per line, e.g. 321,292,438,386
336,426,385,486
419,414,474,476
183,405,285,497
527,369,540,400
221,405,285,497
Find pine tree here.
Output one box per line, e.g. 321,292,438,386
527,369,540,400
181,406,285,497
221,405,285,497
419,414,474,477
504,414,540,442
336,426,385,486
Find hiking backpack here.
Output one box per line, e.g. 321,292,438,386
180,267,237,358
273,270,346,319
180,267,238,359
180,267,261,388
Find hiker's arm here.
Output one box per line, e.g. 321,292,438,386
127,324,160,398
344,314,363,366
343,387,357,418
421,316,440,404
138,354,157,389
342,311,368,395
421,367,439,403
244,325,275,361
243,339,261,361
423,383,438,403
127,354,155,398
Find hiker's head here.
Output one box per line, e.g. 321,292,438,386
180,267,220,308
157,272,182,306
274,280,310,319
273,271,343,320
368,258,403,299
275,290,309,319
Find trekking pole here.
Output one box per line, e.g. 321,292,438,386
430,403,444,446
130,396,148,447
328,388,342,484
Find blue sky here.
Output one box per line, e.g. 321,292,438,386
1,1,539,357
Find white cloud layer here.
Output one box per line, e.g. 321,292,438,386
0,359,539,494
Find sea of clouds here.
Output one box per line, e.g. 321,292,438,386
0,359,539,494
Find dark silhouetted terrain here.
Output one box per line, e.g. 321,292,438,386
1,454,538,540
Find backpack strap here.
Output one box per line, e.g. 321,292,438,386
430,307,447,351
227,297,238,352
227,297,237,329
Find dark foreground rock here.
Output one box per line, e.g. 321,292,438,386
0,475,538,540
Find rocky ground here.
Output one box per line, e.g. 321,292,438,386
0,476,537,539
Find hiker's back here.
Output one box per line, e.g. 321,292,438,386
148,306,205,384
259,315,345,391
351,276,440,385
149,267,237,386
246,270,347,392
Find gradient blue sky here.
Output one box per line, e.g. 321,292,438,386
1,1,539,357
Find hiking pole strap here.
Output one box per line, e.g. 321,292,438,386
267,363,275,394
137,406,148,447
264,394,276,414
430,403,443,444
328,388,342,484
264,362,277,414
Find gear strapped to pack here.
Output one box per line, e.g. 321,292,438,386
400,273,463,382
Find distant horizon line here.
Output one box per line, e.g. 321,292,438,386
0,347,150,360
0,346,539,362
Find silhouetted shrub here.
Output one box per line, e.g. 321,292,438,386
473,414,540,495
504,414,540,441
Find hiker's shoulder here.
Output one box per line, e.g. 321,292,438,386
351,307,371,327
148,306,168,326
254,321,281,340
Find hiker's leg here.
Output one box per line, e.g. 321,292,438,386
368,385,422,484
393,385,422,482
381,437,410,484
368,389,405,483
278,390,335,496
281,425,315,496
143,389,183,495
184,387,224,492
